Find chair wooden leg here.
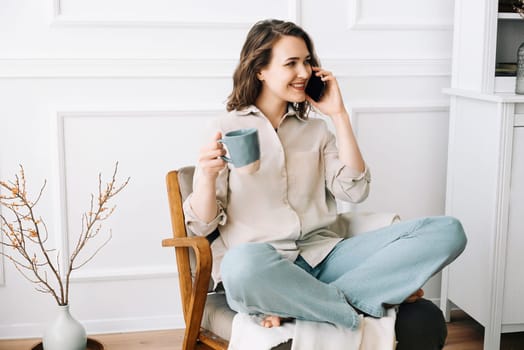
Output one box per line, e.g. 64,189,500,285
162,237,214,350
198,328,229,349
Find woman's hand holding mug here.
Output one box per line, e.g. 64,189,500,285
198,132,227,180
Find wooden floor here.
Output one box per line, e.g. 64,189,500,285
443,310,524,350
1,310,523,350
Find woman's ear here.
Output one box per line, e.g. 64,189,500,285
257,72,264,81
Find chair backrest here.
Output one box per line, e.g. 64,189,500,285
165,168,195,322
166,166,215,292
175,166,196,209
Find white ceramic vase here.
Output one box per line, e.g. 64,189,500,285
43,305,87,350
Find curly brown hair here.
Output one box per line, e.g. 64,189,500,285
226,19,320,119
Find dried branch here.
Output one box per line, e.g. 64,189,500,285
515,0,524,18
73,229,112,271
0,162,129,306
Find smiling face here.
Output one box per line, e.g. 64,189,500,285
227,20,320,119
256,35,313,108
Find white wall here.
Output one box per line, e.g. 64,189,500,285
0,0,454,338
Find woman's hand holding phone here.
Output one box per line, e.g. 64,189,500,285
306,67,347,119
305,73,325,102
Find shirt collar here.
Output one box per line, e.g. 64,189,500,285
236,104,307,122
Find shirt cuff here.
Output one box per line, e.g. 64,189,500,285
338,164,371,183
183,194,227,236
332,164,371,203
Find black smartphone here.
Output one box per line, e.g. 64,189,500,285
305,74,325,102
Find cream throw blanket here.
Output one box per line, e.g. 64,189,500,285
227,309,397,350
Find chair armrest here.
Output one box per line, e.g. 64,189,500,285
162,236,211,252
162,235,212,293
333,211,401,239
162,236,213,350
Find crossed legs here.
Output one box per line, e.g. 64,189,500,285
221,216,466,330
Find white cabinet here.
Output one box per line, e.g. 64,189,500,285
503,124,524,326
442,93,524,350
441,1,524,349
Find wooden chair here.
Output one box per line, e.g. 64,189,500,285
162,167,229,350
162,166,401,350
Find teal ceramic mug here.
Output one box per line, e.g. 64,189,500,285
218,128,260,174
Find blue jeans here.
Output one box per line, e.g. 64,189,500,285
220,216,467,330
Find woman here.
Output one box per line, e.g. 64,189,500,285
184,18,466,339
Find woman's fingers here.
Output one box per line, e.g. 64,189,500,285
312,66,333,81
308,66,346,117
200,132,226,159
198,131,227,177
201,147,225,160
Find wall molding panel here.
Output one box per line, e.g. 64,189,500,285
0,58,451,78
350,102,449,132
0,59,236,79
350,103,449,114
53,109,220,283
347,0,453,31
69,265,178,283
52,0,301,28
0,314,184,339
0,322,47,340
349,102,449,139
327,58,450,77
82,314,185,335
288,0,302,24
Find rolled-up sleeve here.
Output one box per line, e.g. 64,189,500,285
329,164,370,203
183,194,227,236
323,127,371,203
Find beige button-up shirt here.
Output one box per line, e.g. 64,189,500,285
183,105,371,284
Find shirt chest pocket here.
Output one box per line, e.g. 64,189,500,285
286,150,324,196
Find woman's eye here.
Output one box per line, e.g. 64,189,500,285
286,61,296,67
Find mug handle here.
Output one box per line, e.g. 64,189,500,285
217,139,232,163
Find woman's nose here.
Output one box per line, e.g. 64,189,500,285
297,63,310,79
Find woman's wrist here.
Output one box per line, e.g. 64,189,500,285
330,111,352,130
329,109,350,121
191,176,219,223
200,172,218,184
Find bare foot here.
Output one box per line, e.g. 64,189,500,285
404,288,424,303
384,289,424,309
260,315,293,328
261,315,281,328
